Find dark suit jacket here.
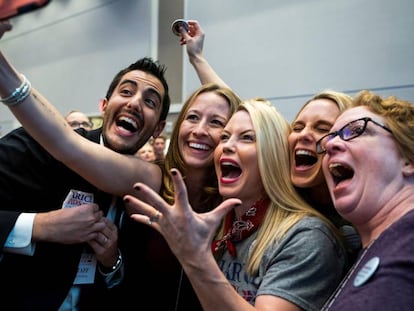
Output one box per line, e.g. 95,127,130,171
0,127,115,310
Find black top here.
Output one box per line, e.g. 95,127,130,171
115,216,203,311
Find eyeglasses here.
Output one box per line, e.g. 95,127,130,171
68,121,93,129
316,117,392,154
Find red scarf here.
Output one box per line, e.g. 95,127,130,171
211,197,270,257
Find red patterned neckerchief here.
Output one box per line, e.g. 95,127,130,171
211,197,270,257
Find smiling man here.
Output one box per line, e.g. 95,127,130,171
0,25,171,310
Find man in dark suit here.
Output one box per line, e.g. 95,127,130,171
0,34,170,310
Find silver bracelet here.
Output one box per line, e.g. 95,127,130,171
0,74,32,107
99,249,123,275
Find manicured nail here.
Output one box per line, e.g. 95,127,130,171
134,185,141,191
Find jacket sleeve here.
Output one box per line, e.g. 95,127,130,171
0,210,20,255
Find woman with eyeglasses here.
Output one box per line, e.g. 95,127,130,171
318,90,414,310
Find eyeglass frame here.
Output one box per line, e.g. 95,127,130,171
316,117,393,154
68,121,93,129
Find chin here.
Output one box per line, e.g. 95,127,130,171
292,178,311,188
219,187,241,199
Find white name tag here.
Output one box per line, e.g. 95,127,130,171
62,189,97,285
74,251,97,284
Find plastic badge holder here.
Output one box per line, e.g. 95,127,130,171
171,19,189,36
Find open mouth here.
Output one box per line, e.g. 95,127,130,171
220,160,242,179
295,149,317,167
329,163,354,185
116,116,138,133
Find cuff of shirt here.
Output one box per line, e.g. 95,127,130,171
4,213,36,256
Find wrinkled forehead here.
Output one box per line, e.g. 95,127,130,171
123,70,165,98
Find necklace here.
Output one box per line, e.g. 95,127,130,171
321,239,377,310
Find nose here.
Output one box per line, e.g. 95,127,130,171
324,133,343,154
127,93,143,112
222,137,236,154
192,120,208,136
296,126,315,143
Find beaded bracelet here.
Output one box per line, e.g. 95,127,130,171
0,74,32,107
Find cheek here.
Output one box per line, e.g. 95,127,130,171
287,132,297,149
178,123,188,140
244,150,260,170
214,147,222,174
210,129,224,147
321,156,330,178
314,132,327,142
102,101,121,122
143,107,160,122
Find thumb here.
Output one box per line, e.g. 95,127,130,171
210,198,241,222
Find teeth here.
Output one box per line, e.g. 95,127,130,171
189,142,209,150
329,163,343,177
329,163,341,168
221,161,238,167
296,149,313,156
119,116,137,129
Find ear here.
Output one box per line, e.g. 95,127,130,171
402,160,414,177
99,98,107,114
152,120,166,139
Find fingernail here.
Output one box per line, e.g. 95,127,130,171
134,185,141,191
124,197,129,203
171,170,177,176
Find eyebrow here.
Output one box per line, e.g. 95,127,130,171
146,88,162,104
119,79,162,103
119,79,137,88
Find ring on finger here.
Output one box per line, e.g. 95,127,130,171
150,210,160,223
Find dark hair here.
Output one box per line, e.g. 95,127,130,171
105,57,171,121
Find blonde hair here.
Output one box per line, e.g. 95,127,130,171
293,89,353,121
216,98,341,274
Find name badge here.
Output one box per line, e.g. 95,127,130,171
74,251,97,284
